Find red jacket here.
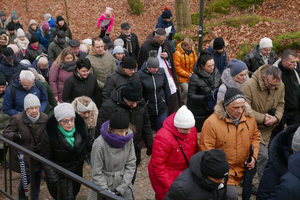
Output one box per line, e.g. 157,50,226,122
148,113,198,200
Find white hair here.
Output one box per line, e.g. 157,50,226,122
114,38,124,47
79,44,88,54
38,57,48,64
19,70,35,82
7,44,19,54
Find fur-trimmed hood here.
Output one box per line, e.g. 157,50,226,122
221,68,248,88
214,99,253,120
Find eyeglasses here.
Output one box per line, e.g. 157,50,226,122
265,77,280,87
39,65,49,69
60,117,75,124
22,82,35,89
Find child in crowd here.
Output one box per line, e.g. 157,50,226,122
97,7,114,38
112,46,125,67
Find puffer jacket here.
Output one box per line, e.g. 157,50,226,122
199,99,260,186
48,38,70,62
35,26,51,51
0,94,10,149
207,45,227,75
25,43,46,63
165,151,228,200
173,42,197,84
137,62,171,116
243,45,278,74
148,112,198,200
240,64,285,145
86,50,116,90
3,111,48,174
257,124,298,200
187,60,221,131
102,66,140,103
0,54,21,83
41,113,90,200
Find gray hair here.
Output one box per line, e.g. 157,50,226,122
263,65,282,80
7,44,19,54
19,70,35,82
281,49,298,60
38,57,48,65
79,44,88,54
114,38,124,47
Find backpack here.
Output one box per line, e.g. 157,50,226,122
207,85,227,112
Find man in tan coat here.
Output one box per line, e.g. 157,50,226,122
240,64,284,183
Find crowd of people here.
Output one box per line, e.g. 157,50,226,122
0,6,300,200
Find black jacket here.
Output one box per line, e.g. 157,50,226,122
257,124,299,200
117,32,140,61
25,44,47,63
187,60,221,131
41,113,90,200
62,70,102,108
137,62,171,116
76,51,87,59
102,66,140,102
243,45,278,74
165,151,227,200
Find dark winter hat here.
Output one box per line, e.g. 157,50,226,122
213,37,225,50
30,35,39,44
201,149,229,179
0,10,5,17
122,81,142,101
69,39,80,47
11,14,18,21
223,87,246,107
102,36,113,48
56,15,64,23
122,57,136,69
292,126,300,152
3,47,15,59
155,28,166,36
147,50,159,68
121,22,131,30
229,59,248,77
7,23,15,31
56,30,65,42
162,7,172,19
0,73,6,85
109,108,129,129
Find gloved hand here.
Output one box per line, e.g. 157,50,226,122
146,147,152,156
112,189,122,196
169,33,174,40
204,94,209,101
13,133,22,142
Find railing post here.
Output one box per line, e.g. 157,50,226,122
30,157,36,200
9,146,12,196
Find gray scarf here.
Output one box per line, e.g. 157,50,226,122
26,112,40,124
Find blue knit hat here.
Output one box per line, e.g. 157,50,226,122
162,7,172,19
229,59,248,77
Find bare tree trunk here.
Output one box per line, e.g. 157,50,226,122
175,0,192,32
127,0,144,15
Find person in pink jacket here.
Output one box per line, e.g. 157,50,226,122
97,7,114,38
148,105,198,200
49,47,77,103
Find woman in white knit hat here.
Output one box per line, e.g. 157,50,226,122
148,105,198,200
14,28,29,58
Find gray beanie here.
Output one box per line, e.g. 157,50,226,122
24,94,41,110
54,103,75,122
11,13,18,20
113,46,124,55
0,11,5,17
292,126,300,152
229,59,248,77
259,37,273,49
147,50,159,68
17,28,25,38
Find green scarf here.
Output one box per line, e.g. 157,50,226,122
58,125,76,147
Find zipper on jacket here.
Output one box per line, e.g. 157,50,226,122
152,75,158,116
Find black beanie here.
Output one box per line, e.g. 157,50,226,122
223,87,246,107
122,57,136,69
56,15,64,23
201,149,229,179
30,35,39,44
213,37,225,50
7,23,15,31
110,108,129,129
0,73,6,85
162,7,172,19
122,81,142,101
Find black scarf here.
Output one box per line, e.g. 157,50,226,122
122,33,132,53
60,61,76,72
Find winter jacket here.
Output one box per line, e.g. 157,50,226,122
32,58,52,82
0,55,21,83
187,60,221,131
38,74,57,117
243,45,278,74
49,62,74,103
199,99,260,186
3,111,48,174
49,25,72,43
257,124,299,200
97,13,114,31
25,44,46,63
76,51,87,60
62,70,102,108
6,30,16,45
240,64,285,145
48,38,70,62
137,63,171,116
207,46,227,75
268,150,300,200
2,75,48,116
155,15,175,41
148,112,198,200
35,26,51,51
86,50,116,90
25,24,38,42
7,21,23,31
117,32,140,60
48,17,55,29
40,113,90,200
165,151,228,200
217,68,249,102
173,42,197,84
87,121,136,200
102,66,140,102
96,85,153,165
0,94,11,149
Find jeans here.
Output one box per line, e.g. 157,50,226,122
150,109,168,132
18,171,42,200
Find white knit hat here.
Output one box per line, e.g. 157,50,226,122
113,46,124,55
24,94,41,110
17,28,25,38
292,126,300,152
54,103,75,122
174,105,195,129
259,37,273,49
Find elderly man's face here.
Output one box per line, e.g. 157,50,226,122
154,35,166,45
71,46,80,56
225,98,245,119
20,79,34,91
122,28,131,36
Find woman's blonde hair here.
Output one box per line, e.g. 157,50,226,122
54,47,77,67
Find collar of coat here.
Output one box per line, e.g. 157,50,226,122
214,99,253,121
89,48,105,57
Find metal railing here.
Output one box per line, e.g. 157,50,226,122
0,136,125,200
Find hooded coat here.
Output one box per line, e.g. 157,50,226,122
35,25,51,51
0,54,21,83
199,99,260,186
49,23,72,43
148,113,198,200
207,45,227,75
48,38,70,62
25,43,46,63
165,151,228,200
240,64,285,145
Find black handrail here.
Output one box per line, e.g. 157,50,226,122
0,136,125,200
